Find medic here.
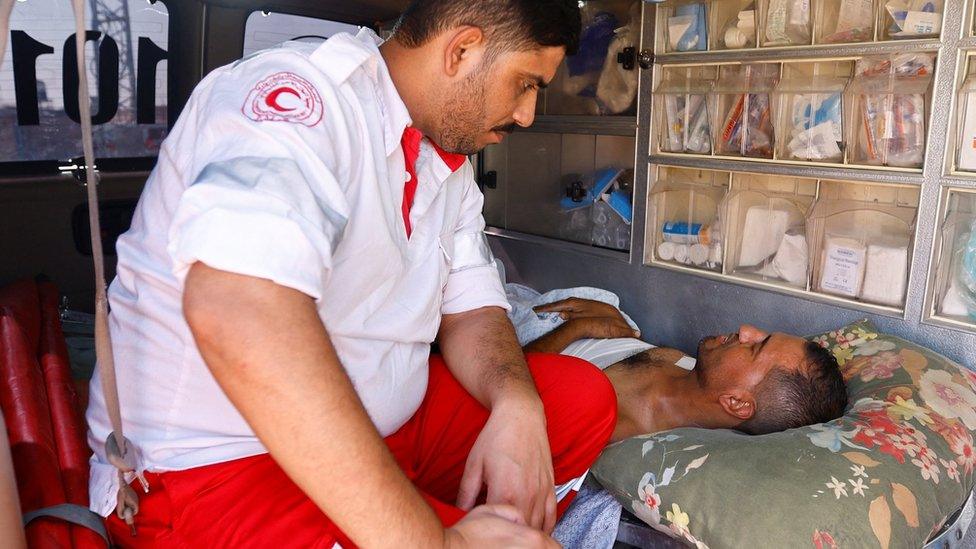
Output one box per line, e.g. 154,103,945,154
84,0,617,547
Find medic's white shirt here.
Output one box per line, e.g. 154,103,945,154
86,29,509,516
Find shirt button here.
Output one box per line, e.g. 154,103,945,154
404,171,412,182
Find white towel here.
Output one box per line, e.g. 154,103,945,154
505,284,642,347
860,244,909,306
738,207,793,267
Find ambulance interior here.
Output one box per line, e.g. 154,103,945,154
2,0,976,546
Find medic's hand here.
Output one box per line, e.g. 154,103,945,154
534,298,639,340
443,504,559,549
456,395,557,533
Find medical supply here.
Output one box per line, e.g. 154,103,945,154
852,54,932,168
859,243,909,306
658,241,677,261
605,188,633,224
783,92,843,161
942,280,970,317
690,243,710,265
661,221,718,245
719,93,774,157
820,236,866,297
959,226,976,320
721,4,756,49
770,231,809,285
668,2,708,52
764,0,811,45
884,0,942,38
822,0,875,43
737,206,793,267
958,79,976,172
673,243,691,264
596,2,640,115
663,94,712,154
709,242,724,265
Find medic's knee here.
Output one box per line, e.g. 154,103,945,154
526,353,618,443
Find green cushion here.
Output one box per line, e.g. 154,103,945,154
592,320,976,549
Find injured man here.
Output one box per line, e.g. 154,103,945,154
506,286,848,441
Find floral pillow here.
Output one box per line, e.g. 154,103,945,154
591,320,976,549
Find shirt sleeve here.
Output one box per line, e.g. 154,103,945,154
440,165,510,315
166,51,351,300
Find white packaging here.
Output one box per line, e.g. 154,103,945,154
690,243,710,265
836,0,874,33
668,16,695,50
820,236,866,297
658,241,676,261
942,280,971,317
673,244,691,264
737,206,792,267
771,232,809,285
959,92,976,171
859,244,909,306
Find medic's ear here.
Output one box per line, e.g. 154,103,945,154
443,26,485,77
719,392,755,421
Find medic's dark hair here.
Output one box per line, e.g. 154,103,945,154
391,0,582,56
738,341,848,435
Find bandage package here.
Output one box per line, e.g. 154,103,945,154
860,242,910,306
884,0,942,38
737,206,793,267
663,94,712,154
668,2,708,52
821,0,875,43
779,90,845,162
714,65,778,158
819,235,867,298
763,0,811,45
720,3,756,49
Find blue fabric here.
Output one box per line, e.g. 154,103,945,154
553,479,621,549
566,12,618,77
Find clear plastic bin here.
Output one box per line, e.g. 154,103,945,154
712,64,779,158
653,67,717,154
759,0,813,46
807,181,919,308
725,173,817,288
647,167,730,272
660,0,712,52
955,59,976,173
539,0,641,115
816,0,877,43
711,0,759,49
481,132,636,252
933,191,976,322
772,62,851,162
846,53,934,168
878,0,943,40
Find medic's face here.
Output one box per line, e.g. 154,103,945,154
695,324,808,392
439,45,564,155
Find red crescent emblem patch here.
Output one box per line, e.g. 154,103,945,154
243,72,323,126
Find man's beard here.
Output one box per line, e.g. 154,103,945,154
439,68,490,155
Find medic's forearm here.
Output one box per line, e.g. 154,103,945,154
437,306,541,409
183,263,444,548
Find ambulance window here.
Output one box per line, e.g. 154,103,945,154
243,12,360,58
0,0,170,167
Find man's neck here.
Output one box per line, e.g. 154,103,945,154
604,349,713,441
379,39,435,136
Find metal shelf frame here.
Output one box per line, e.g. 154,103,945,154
514,115,638,136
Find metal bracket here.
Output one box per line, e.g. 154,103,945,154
617,46,636,70
58,156,97,185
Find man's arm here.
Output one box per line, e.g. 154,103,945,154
184,264,554,548
525,298,640,354
437,306,557,532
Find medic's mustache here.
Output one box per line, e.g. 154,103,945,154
491,123,518,134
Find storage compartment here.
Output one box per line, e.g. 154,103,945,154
954,55,976,173
653,66,717,154
481,132,635,252
711,0,759,49
932,190,976,324
772,61,851,162
538,0,642,116
647,167,730,272
725,173,817,288
807,181,919,308
759,0,813,46
846,53,934,168
878,0,943,40
816,0,878,43
660,0,711,52
712,63,779,158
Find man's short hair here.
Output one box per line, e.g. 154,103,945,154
738,341,848,435
392,0,582,56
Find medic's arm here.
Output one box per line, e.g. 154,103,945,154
183,264,445,547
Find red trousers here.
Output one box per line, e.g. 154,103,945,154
106,353,617,547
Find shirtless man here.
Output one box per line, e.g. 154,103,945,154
523,298,848,440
